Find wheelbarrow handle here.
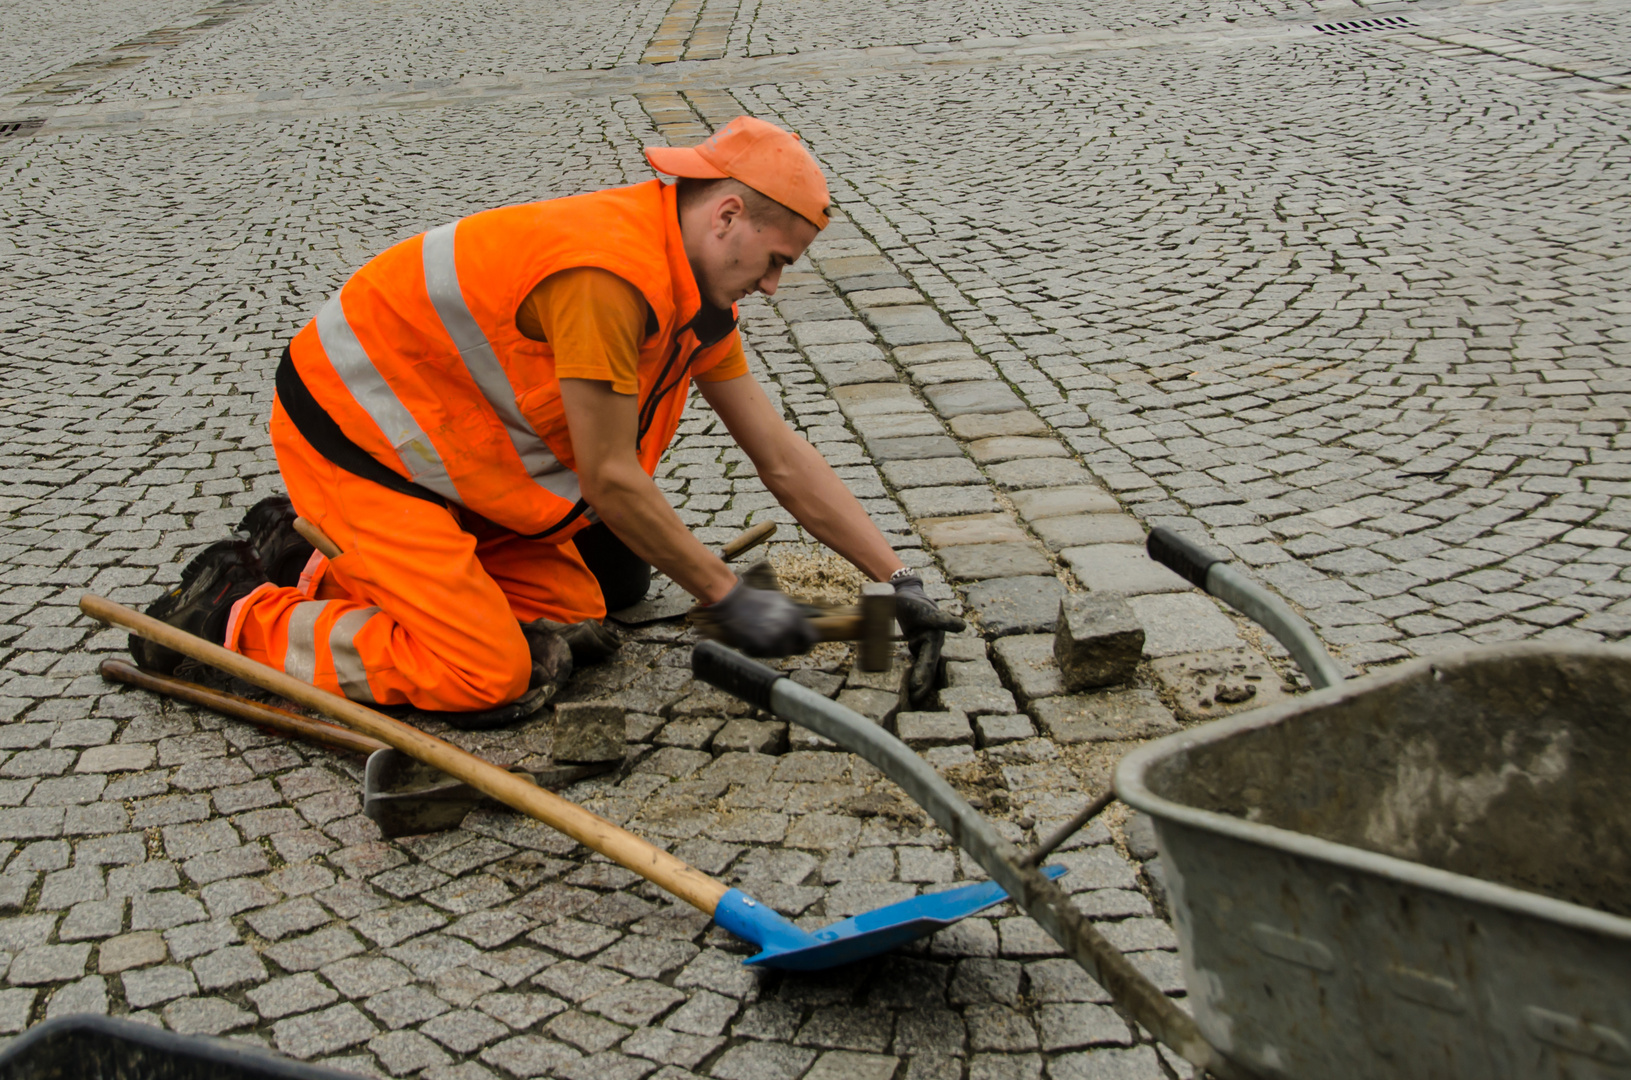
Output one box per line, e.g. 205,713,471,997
691,641,1251,1080
1145,527,1347,690
80,594,730,916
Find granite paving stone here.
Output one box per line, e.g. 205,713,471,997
940,543,1056,582
963,578,1070,638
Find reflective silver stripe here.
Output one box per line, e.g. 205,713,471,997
420,220,583,506
284,600,331,685
316,290,462,504
328,606,380,704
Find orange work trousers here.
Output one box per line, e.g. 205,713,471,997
225,397,606,711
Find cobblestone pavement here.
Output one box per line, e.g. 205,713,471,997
1,0,1629,1076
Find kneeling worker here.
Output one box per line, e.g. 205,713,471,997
131,116,963,727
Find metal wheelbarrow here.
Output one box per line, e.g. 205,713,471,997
1119,529,1631,1080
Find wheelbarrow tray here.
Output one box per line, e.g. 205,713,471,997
0,1014,363,1079
1116,643,1631,1080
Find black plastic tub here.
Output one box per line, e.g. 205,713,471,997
0,1015,362,1080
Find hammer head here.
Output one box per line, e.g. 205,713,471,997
857,582,896,673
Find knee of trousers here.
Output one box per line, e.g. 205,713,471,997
460,626,535,709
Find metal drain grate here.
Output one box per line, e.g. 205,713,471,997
1314,15,1413,33
0,118,44,139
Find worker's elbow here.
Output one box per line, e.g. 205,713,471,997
579,461,646,510
758,436,822,491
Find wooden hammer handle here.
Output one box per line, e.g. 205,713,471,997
293,517,342,559
98,658,388,757
81,594,729,915
720,521,776,562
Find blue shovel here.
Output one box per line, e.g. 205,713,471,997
85,594,1065,971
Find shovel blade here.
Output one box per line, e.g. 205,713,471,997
363,749,615,837
746,865,1068,971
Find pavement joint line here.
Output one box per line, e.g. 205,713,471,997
0,0,281,114
6,0,1627,134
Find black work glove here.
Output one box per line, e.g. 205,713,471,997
893,574,966,707
701,580,820,658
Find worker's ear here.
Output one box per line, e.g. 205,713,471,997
713,192,745,237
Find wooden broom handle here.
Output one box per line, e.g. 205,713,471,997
80,594,729,914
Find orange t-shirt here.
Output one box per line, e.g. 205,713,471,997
516,266,748,395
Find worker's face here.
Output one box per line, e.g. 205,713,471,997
691,193,818,310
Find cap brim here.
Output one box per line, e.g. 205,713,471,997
644,146,729,180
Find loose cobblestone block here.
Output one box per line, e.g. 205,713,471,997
74,745,155,773
987,459,1094,492
895,711,974,748
163,996,255,1035
1149,646,1291,722
59,898,124,941
554,702,625,763
1028,690,1179,745
0,988,36,1034
421,1007,511,1053
1054,596,1144,691
45,974,108,1019
919,515,1028,548
1060,547,1189,596
833,384,922,418
991,636,1064,703
711,1041,818,1080
547,1009,629,1053
250,972,340,1019
949,412,1048,440
194,944,270,990
882,457,983,489
870,435,962,461
975,714,1036,748
940,543,1054,582
273,1002,377,1059
121,964,196,1008
923,383,1025,417
965,578,1068,638
371,1029,453,1076
480,1034,583,1077
967,437,1069,465
8,942,89,985
711,719,788,756
1011,487,1120,521
1127,594,1242,657
1048,1045,1165,1079
1032,515,1144,551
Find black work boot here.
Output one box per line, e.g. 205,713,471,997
522,618,622,668
131,537,266,674
237,495,315,588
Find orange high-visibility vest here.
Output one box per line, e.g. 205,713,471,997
285,179,738,541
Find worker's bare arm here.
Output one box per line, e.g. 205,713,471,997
559,378,739,605
698,374,904,582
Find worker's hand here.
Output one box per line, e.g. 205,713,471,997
702,580,820,658
893,574,966,707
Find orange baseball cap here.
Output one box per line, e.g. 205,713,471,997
645,115,830,230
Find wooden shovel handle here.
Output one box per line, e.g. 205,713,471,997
98,658,387,757
81,594,729,915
